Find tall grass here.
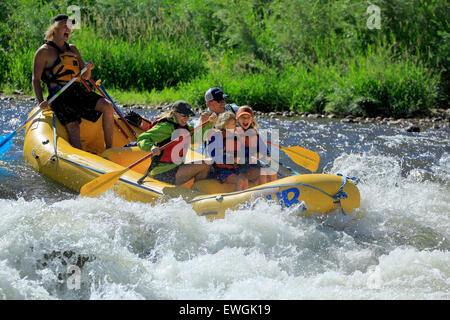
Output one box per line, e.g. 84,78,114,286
72,30,207,90
326,49,440,117
2,45,35,90
147,48,439,116
0,0,447,116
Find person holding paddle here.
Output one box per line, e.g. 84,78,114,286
136,101,212,186
32,14,114,150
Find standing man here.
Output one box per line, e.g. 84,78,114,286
32,14,114,150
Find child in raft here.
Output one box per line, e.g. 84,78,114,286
235,106,277,185
208,111,249,191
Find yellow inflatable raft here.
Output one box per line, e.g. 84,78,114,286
23,107,360,219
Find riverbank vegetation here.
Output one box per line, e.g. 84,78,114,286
0,0,448,117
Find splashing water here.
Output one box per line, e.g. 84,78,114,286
0,101,448,299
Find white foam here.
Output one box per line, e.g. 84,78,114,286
0,149,449,299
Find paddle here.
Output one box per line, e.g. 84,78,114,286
88,79,138,139
80,118,212,198
263,140,320,172
0,67,88,158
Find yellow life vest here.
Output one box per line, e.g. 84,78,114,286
42,41,81,87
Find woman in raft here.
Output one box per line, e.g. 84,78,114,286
207,111,249,191
235,106,278,185
136,100,211,186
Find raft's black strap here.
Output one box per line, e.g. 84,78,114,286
137,155,160,185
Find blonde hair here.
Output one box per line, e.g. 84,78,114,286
215,111,236,130
237,105,258,129
154,110,177,124
44,21,63,41
158,110,175,119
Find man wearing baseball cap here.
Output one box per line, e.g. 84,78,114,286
204,87,239,116
32,14,114,151
202,87,240,133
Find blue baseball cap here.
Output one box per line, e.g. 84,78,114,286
205,87,229,102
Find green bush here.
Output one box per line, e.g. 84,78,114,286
0,49,8,84
139,48,439,118
325,49,439,117
72,30,207,91
0,0,447,116
4,46,35,91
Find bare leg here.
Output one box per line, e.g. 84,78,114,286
245,166,276,185
226,174,248,191
175,163,211,186
260,166,278,183
258,174,267,185
65,121,82,149
95,98,114,149
245,166,262,185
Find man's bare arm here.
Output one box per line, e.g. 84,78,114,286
32,47,49,109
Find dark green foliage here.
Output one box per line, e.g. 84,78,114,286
0,0,448,116
72,31,206,90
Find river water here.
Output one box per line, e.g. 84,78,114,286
0,99,449,300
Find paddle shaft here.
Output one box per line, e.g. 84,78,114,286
83,78,130,140
88,79,137,139
100,83,138,138
0,67,87,149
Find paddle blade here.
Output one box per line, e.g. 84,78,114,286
0,132,16,158
184,147,206,163
80,168,129,197
281,146,320,172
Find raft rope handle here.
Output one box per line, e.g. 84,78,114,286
186,181,345,202
52,113,58,158
333,174,360,215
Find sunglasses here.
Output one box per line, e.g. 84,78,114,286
176,112,190,118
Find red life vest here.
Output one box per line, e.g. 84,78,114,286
140,117,158,131
153,118,190,164
215,130,241,169
236,127,260,164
